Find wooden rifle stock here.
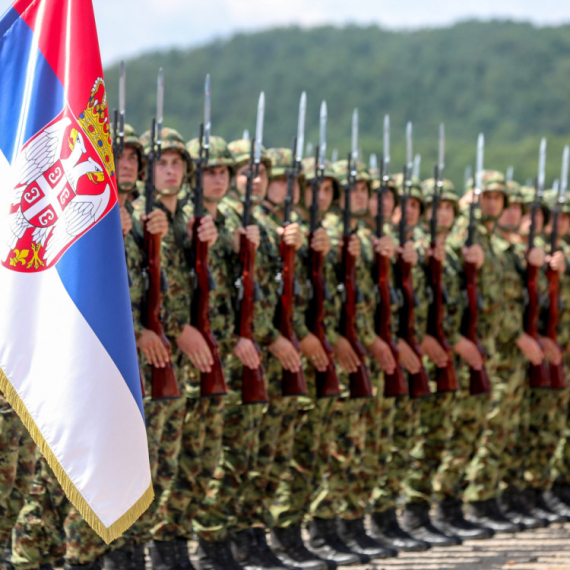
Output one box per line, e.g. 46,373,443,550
545,266,566,389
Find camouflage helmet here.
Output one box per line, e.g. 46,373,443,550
228,138,272,176
393,172,425,213
421,178,459,216
302,157,340,199
544,188,570,215
333,160,371,190
141,127,194,179
520,185,551,225
186,135,235,176
266,147,306,189
370,175,399,205
112,124,146,187
504,180,527,213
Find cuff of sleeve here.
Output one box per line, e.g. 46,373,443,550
133,320,145,338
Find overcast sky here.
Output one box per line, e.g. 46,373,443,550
2,0,570,65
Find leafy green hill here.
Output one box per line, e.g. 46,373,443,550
104,20,570,189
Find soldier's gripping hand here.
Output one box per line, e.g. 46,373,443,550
546,250,566,274
187,215,218,248
278,222,303,251
333,336,360,373
398,240,418,266
310,227,331,256
144,209,169,239
373,235,396,259
137,328,171,368
347,234,361,259
397,338,421,374
233,225,260,253
120,206,133,236
367,336,396,374
176,324,214,373
459,189,475,209
515,332,544,365
462,244,485,269
427,238,446,263
540,336,562,365
300,332,329,372
421,334,449,368
527,247,546,267
233,337,262,369
453,336,483,370
269,335,302,372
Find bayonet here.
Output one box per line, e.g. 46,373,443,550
156,68,164,149
475,133,484,195
331,148,338,163
319,101,327,171
306,142,313,159
369,153,378,173
351,109,359,170
438,123,445,175
242,129,250,141
254,91,265,166
383,115,390,177
553,180,560,193
561,145,569,204
464,166,472,193
506,166,514,183
538,137,547,198
406,121,413,174
204,74,211,153
118,60,125,141
413,154,421,180
296,92,306,163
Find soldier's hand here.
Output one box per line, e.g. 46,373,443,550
397,338,421,374
462,244,485,269
432,238,446,263
347,234,361,259
145,209,169,239
527,247,545,267
278,222,303,251
373,235,396,259
120,206,132,237
516,333,544,365
300,332,330,372
197,215,218,247
453,336,483,370
333,336,360,373
540,336,562,365
399,241,418,266
421,334,449,368
136,328,170,368
459,189,474,209
233,337,262,369
269,335,302,372
367,336,396,374
310,227,331,255
233,225,261,253
547,250,566,274
176,324,214,373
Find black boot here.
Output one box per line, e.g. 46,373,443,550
104,545,134,570
523,488,569,524
132,544,146,570
251,528,291,569
307,518,364,566
232,529,285,570
39,566,54,570
468,499,522,533
401,501,461,547
197,538,244,570
270,525,329,570
148,540,183,570
434,497,494,540
551,481,570,506
543,487,570,518
336,518,397,559
369,508,430,552
499,487,547,529
65,561,103,570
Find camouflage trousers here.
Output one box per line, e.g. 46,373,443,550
464,344,526,502
193,355,264,542
271,365,337,528
432,362,490,502
0,395,35,552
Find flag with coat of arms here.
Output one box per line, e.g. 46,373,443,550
0,0,153,542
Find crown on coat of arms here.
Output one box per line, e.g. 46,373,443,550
78,78,115,177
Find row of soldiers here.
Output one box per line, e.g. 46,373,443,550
2,121,570,570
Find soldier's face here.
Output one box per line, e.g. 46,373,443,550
480,191,504,218
118,146,139,185
154,150,185,192
203,165,230,201
304,178,334,213
520,207,544,235
350,180,369,215
235,162,268,199
498,203,523,231
267,176,300,206
435,200,455,229
559,213,570,237
406,197,421,227
369,190,395,219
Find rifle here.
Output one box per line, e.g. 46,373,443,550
460,133,491,396
305,101,340,398
543,146,569,390
234,93,268,405
338,109,373,399
373,114,407,397
425,125,458,392
112,60,125,181
393,122,431,398
274,92,308,397
526,138,551,389
189,75,227,398
142,68,180,400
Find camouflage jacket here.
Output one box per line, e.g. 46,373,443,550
556,240,570,347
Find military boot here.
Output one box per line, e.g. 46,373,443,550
251,528,292,569
174,539,196,570
434,497,494,540
103,545,133,570
148,540,184,570
523,488,569,524
132,544,146,570
369,508,429,552
231,529,283,570
499,487,547,529
468,499,522,533
197,538,244,570
65,560,103,570
401,501,461,547
307,518,364,566
336,518,397,559
270,525,329,570
543,487,570,518
550,481,570,506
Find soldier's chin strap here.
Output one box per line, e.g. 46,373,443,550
204,194,225,204
118,181,137,194
496,222,521,233
351,209,368,220
156,186,180,197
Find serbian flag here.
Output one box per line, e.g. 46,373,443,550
0,0,153,542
